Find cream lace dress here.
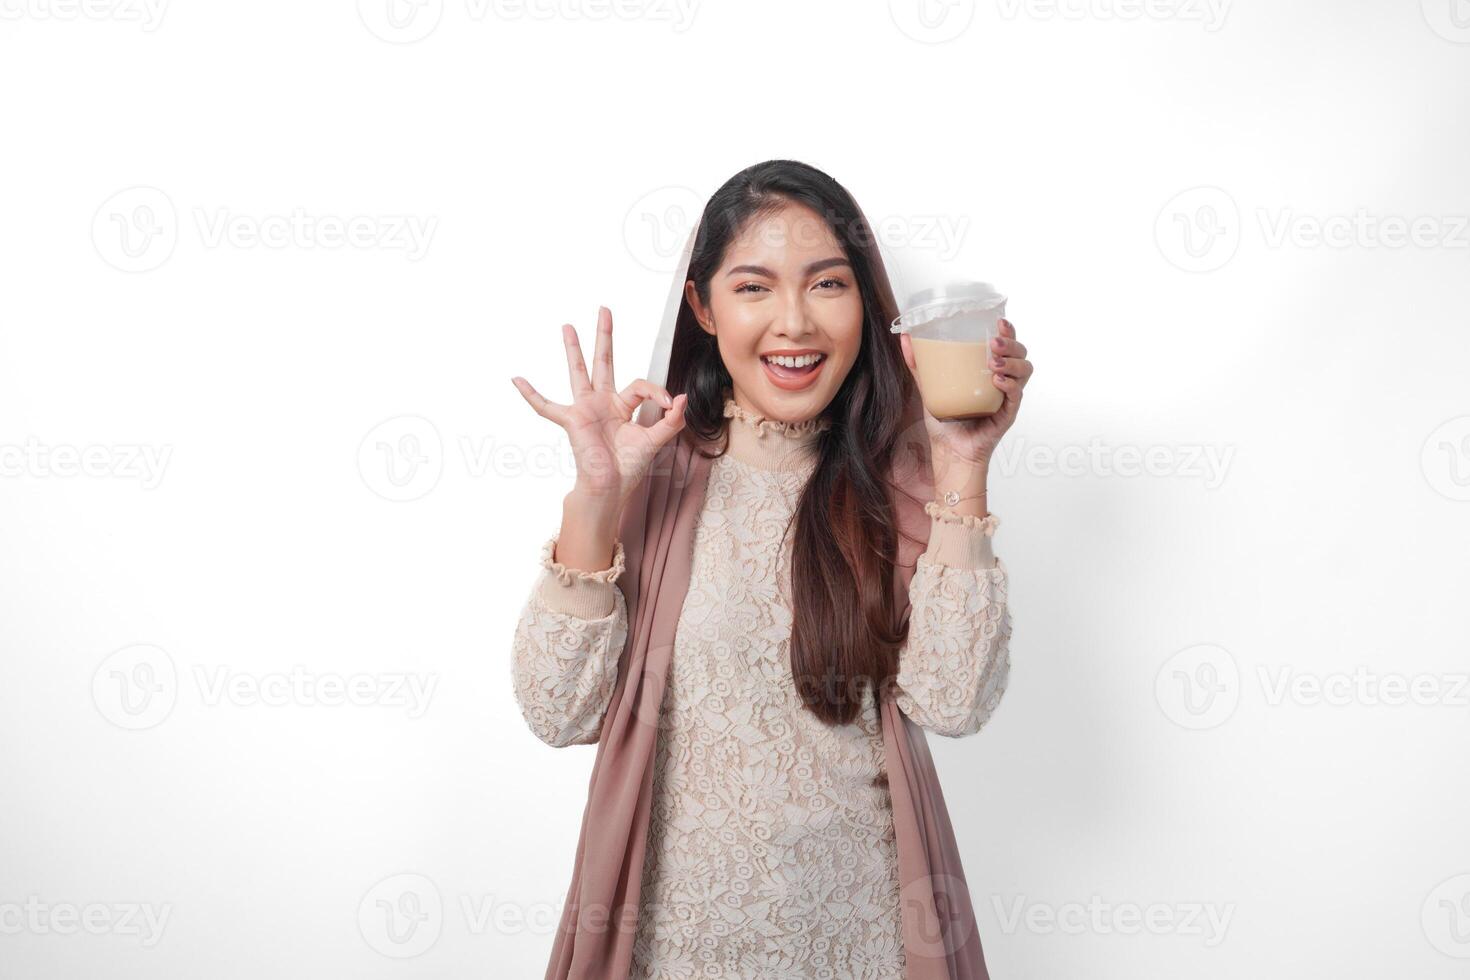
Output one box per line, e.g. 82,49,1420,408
511,396,1012,980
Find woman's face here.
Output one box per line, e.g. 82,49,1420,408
685,203,864,424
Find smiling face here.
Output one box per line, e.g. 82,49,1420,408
684,203,864,425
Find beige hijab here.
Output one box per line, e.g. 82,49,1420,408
543,204,990,979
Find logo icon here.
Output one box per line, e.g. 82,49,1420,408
92,644,179,730
1422,0,1470,43
1423,874,1470,957
358,0,443,43
889,0,976,43
1155,186,1240,273
92,186,178,273
1421,416,1470,502
358,873,443,957
898,872,978,957
623,186,703,274
358,416,444,502
1155,643,1240,730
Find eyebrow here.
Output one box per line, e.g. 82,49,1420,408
724,257,851,278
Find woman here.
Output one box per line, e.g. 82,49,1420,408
510,159,1033,979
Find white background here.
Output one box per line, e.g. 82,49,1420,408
2,1,1468,977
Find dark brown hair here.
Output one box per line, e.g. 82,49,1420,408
664,159,924,726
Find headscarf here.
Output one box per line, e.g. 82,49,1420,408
542,194,990,980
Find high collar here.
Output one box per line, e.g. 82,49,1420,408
720,392,831,472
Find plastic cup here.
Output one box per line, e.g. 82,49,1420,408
890,281,1008,420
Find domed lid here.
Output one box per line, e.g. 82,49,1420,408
890,280,1006,331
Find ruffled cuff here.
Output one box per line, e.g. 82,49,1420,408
921,501,999,571
536,533,625,620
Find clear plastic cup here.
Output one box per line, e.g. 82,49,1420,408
890,281,1008,420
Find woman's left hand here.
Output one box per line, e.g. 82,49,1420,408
899,317,1034,471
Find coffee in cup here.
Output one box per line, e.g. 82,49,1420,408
891,281,1008,420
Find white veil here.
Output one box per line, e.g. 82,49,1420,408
636,218,701,429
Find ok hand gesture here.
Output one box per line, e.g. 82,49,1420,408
512,306,688,512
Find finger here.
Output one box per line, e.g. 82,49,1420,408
644,392,688,448
990,356,1032,379
992,373,1024,421
993,372,1024,402
618,378,674,414
997,317,1017,340
991,392,1020,429
562,323,594,396
511,376,568,426
899,333,916,374
989,334,1027,359
591,306,615,391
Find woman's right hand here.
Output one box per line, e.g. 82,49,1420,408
512,306,688,513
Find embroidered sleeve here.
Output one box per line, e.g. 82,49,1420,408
510,533,629,747
890,505,1011,738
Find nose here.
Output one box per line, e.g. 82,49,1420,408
772,293,816,342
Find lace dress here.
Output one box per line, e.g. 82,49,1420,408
511,396,1012,979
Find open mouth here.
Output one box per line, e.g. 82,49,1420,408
760,352,826,383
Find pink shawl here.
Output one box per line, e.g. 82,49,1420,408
542,207,990,979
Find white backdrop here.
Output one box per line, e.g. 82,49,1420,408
2,1,1468,977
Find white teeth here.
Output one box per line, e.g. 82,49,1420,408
762,353,825,368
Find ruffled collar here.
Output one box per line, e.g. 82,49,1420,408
720,392,831,471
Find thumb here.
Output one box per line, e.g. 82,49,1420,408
644,393,687,449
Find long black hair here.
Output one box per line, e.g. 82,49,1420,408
664,159,921,725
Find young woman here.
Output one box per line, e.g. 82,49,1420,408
510,160,1033,980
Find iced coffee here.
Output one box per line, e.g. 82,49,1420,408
891,281,1008,420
